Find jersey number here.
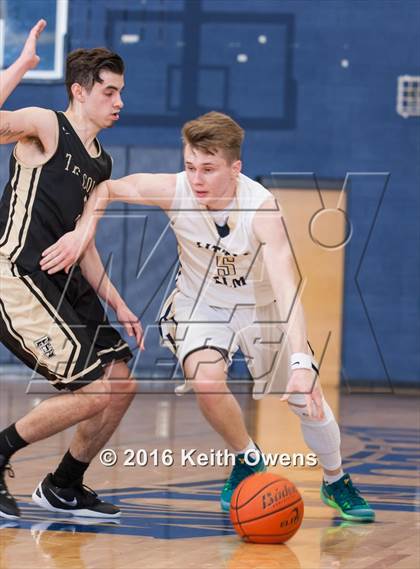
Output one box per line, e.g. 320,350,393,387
216,256,236,276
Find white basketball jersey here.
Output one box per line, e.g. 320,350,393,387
166,172,276,307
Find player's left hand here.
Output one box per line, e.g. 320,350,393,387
281,369,325,420
20,19,47,70
115,303,144,350
40,229,88,274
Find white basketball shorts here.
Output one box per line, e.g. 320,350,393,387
158,289,297,399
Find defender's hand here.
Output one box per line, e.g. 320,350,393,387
20,19,47,70
40,230,86,274
115,303,144,350
281,368,325,420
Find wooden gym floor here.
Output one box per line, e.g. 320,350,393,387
0,377,418,569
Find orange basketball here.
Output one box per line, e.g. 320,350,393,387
230,472,304,544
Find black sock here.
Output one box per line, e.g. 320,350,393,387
0,423,29,467
51,450,89,488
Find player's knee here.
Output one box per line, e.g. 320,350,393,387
90,384,112,413
105,362,137,401
124,376,137,396
78,377,112,413
192,369,227,402
193,373,222,395
112,376,137,404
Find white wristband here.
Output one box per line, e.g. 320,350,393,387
290,352,313,371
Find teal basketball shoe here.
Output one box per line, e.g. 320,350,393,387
220,446,266,512
321,473,375,522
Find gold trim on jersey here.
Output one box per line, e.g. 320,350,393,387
0,161,42,262
97,341,129,356
0,161,20,249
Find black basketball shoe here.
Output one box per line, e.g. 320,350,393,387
0,461,20,519
32,473,120,518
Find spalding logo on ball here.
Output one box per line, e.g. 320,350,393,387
230,472,304,544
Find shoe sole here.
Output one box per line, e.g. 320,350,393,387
0,510,20,520
320,489,375,522
32,483,121,519
220,499,230,513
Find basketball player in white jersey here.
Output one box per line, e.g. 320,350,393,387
41,112,375,522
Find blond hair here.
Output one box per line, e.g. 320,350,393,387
182,112,244,163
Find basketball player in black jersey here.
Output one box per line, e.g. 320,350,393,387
0,21,142,519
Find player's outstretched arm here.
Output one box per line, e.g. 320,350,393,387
40,173,177,274
79,241,144,349
0,19,46,108
253,198,325,420
0,19,55,148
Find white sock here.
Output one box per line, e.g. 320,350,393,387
236,439,257,456
324,470,344,485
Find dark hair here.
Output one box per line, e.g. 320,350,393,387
182,111,244,163
65,48,124,101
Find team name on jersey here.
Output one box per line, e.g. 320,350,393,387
196,241,250,257
64,153,97,196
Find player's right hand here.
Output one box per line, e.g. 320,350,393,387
20,19,47,70
281,369,325,420
40,230,86,274
115,302,145,351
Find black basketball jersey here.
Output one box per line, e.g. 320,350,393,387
0,112,112,274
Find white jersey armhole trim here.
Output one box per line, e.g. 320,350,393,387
239,175,275,243
166,172,185,223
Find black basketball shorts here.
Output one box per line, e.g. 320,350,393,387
0,260,132,391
